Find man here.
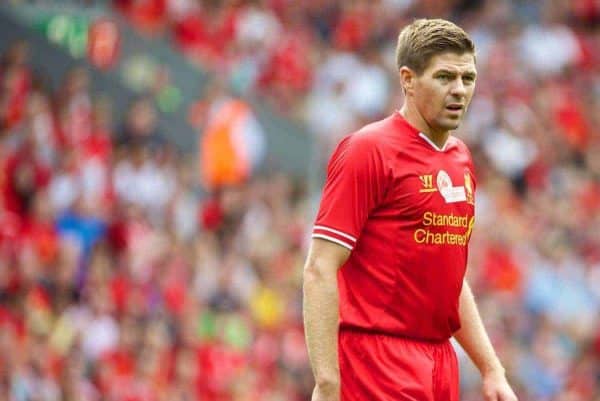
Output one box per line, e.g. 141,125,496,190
303,19,518,401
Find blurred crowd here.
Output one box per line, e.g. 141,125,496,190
0,39,310,401
0,0,599,400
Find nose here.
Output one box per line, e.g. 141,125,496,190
450,78,466,97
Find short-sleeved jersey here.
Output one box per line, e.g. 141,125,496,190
312,112,477,341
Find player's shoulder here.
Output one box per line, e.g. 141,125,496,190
447,135,475,170
357,113,400,138
448,135,472,156
330,126,387,169
342,114,398,150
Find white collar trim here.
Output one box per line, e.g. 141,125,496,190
418,132,450,152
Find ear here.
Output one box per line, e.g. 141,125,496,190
399,66,415,96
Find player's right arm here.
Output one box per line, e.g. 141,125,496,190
304,132,388,401
303,238,350,401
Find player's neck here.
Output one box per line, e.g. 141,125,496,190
399,105,449,149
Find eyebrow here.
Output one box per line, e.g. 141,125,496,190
434,69,477,78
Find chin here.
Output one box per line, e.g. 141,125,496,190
449,116,466,127
437,120,461,132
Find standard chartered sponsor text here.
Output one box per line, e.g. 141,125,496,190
422,211,469,227
414,212,474,245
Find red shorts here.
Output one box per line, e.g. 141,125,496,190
339,329,459,401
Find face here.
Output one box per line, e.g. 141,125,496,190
403,52,477,135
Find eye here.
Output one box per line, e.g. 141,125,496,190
437,74,451,82
462,75,476,85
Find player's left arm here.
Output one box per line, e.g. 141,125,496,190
453,280,518,401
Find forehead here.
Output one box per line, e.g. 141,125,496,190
425,52,476,73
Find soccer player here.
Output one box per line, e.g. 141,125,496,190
303,19,518,401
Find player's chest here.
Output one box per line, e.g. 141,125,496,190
381,155,476,220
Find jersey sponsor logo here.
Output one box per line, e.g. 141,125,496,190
413,212,475,246
419,174,437,193
437,170,466,203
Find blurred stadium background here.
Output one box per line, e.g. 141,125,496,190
0,0,599,400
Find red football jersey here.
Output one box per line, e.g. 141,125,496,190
313,112,476,341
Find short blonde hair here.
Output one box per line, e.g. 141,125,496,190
396,19,475,75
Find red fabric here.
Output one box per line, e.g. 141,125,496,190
0,305,25,339
81,130,113,162
339,331,459,401
571,0,600,23
88,19,121,70
481,245,522,293
173,14,210,50
579,181,600,217
258,33,313,92
173,8,237,64
163,278,186,315
27,285,51,311
333,11,370,51
197,342,247,401
2,149,52,217
110,274,132,314
524,157,550,192
107,218,128,252
575,32,600,70
200,197,223,231
19,218,59,265
594,329,600,357
1,67,31,130
117,0,166,30
554,97,590,150
0,209,22,254
106,376,158,401
313,112,476,341
250,332,279,372
103,348,135,378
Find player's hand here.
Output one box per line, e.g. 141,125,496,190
311,382,340,401
481,370,518,401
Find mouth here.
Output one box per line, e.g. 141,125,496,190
445,104,464,112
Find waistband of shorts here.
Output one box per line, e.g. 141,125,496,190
339,325,451,345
